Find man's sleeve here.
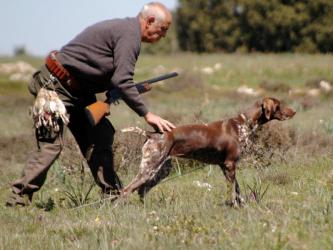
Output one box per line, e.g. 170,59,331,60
110,33,148,117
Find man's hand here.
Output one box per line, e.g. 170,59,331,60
144,112,175,132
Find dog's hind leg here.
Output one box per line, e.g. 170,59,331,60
122,135,172,197
122,157,171,197
138,158,173,201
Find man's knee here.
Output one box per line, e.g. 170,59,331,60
37,131,64,155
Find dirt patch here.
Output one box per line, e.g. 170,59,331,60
0,135,35,166
259,80,291,93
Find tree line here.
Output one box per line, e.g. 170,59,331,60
142,0,332,53
174,0,333,53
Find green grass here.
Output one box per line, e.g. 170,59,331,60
0,53,333,249
0,159,332,249
136,53,333,89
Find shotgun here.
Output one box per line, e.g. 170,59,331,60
85,72,178,126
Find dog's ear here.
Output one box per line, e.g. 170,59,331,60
262,97,275,120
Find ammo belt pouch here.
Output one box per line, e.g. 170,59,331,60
45,51,80,92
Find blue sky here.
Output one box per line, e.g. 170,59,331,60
1,0,177,56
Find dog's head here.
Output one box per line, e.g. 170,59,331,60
258,97,296,123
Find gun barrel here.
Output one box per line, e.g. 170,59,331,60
135,72,178,85
107,71,178,103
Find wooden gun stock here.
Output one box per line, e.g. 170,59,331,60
85,72,178,126
85,101,110,127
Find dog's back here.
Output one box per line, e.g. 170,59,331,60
169,120,240,164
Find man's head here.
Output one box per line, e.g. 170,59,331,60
138,2,172,43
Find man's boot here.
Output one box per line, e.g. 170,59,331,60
5,193,32,207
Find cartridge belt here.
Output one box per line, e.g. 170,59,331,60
45,51,79,92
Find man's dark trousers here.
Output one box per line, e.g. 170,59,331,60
8,65,122,206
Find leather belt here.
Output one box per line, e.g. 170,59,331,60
45,51,80,92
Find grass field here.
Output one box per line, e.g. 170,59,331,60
0,53,332,249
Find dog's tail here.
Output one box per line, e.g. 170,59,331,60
121,126,148,137
121,126,165,140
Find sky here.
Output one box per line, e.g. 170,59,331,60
1,0,177,56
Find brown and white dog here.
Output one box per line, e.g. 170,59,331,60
121,97,296,206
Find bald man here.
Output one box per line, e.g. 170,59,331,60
7,2,175,206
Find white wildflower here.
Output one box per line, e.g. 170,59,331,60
149,210,156,216
193,180,213,191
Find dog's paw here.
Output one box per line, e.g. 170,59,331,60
224,199,245,208
224,199,237,207
236,196,246,207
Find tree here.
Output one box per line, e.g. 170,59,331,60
14,46,27,56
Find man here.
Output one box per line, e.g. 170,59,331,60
6,2,175,206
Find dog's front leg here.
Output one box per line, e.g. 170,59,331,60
234,178,245,206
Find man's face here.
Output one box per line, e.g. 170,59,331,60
142,16,171,43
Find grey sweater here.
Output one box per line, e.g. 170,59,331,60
57,17,148,116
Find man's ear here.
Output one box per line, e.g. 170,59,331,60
147,16,155,26
262,98,273,120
